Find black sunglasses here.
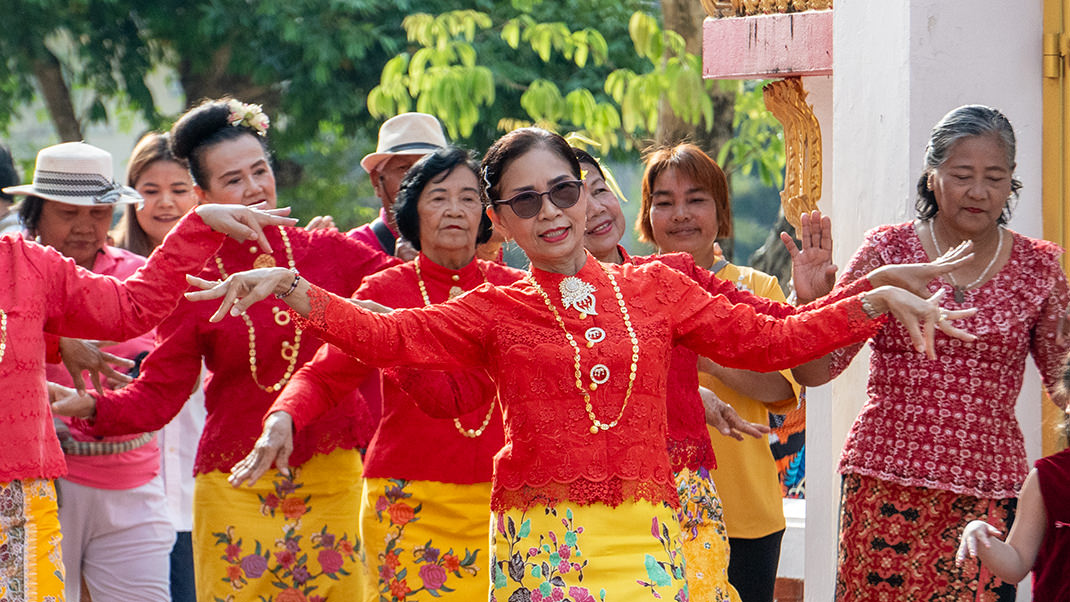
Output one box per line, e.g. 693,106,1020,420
493,180,583,219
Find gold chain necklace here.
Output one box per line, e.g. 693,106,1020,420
215,227,302,393
414,255,495,438
928,220,1005,303
0,309,7,363
528,265,640,434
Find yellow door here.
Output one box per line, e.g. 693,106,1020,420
1042,0,1070,454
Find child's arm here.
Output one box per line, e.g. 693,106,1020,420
956,468,1047,583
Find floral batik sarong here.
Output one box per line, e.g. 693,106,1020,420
836,472,1016,602
194,448,364,602
490,500,689,602
361,478,489,601
0,479,65,602
673,468,738,602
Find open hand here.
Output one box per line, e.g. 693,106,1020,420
185,268,304,322
194,203,298,254
956,520,1002,565
58,338,134,395
782,210,837,304
866,287,977,359
700,386,769,440
229,411,294,487
869,240,974,298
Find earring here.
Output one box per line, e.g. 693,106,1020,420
926,175,934,191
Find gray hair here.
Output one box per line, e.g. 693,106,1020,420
915,104,1022,224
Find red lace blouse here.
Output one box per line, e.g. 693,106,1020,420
78,227,398,475
296,252,884,511
831,224,1069,498
271,255,525,485
0,213,223,482
623,248,873,473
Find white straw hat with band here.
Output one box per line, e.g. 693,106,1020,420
360,113,448,174
2,141,142,206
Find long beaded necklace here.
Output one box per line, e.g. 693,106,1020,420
414,255,495,438
528,265,640,434
0,309,7,363
215,227,303,393
928,220,1005,303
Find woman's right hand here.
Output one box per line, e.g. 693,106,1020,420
867,240,974,297
864,287,977,359
185,267,309,322
194,203,298,254
229,411,295,488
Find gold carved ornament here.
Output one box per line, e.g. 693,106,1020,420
701,0,831,18
762,77,822,232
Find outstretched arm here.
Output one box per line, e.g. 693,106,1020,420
956,469,1046,583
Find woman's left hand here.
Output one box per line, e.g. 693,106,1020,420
781,210,837,304
48,382,97,419
865,287,977,359
194,203,298,254
58,338,134,395
229,411,294,488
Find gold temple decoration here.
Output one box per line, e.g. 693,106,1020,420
702,0,831,19
762,77,822,232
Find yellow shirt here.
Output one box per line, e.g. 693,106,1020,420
703,263,801,539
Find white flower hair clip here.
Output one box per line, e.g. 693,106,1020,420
226,99,270,137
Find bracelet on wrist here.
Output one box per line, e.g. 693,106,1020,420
276,268,301,299
860,293,882,319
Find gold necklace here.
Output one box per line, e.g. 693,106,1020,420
0,309,7,363
414,255,495,438
215,227,302,393
528,265,639,434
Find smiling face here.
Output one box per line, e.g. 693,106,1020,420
582,163,626,262
134,159,197,247
416,166,483,261
647,167,720,266
488,145,588,274
35,200,113,269
195,134,276,208
929,134,1013,239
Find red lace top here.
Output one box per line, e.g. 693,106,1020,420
1033,447,1070,600
0,213,223,482
830,224,1069,498
296,252,884,511
271,254,524,484
623,248,873,473
78,227,399,475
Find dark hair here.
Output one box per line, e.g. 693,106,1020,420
480,128,581,208
114,132,190,256
638,143,731,244
394,147,490,251
17,195,45,234
0,143,17,203
915,105,1021,224
572,147,606,180
170,98,270,189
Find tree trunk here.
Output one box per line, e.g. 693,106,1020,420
32,46,82,142
658,0,737,259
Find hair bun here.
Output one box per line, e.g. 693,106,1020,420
169,100,231,161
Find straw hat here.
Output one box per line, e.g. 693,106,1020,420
2,142,141,206
360,113,447,174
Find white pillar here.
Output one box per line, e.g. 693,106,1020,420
815,1,1044,600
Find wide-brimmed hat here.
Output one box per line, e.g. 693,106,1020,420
360,113,447,174
2,142,141,206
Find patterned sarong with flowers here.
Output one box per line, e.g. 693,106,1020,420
194,448,364,602
490,500,690,602
361,478,487,601
0,479,64,602
674,467,739,602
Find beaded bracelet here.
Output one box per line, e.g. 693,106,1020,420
860,293,882,319
276,268,301,299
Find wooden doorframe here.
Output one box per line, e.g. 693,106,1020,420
1042,0,1070,455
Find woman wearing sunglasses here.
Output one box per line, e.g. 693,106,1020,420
185,127,974,600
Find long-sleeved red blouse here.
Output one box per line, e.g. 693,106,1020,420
295,252,884,512
621,247,872,472
271,254,525,484
0,213,223,482
78,227,398,474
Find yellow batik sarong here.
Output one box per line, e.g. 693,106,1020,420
194,448,364,601
361,478,490,601
674,467,739,602
490,500,689,602
0,479,65,602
